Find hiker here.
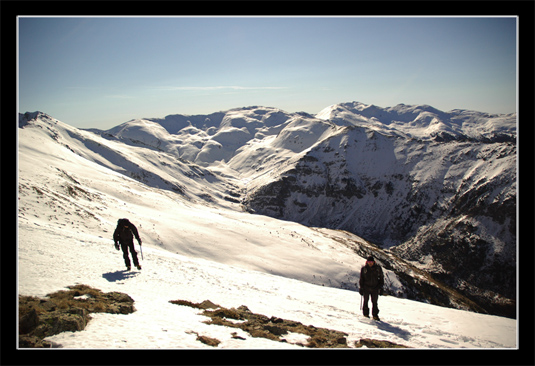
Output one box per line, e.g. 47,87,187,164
359,255,384,320
113,218,142,270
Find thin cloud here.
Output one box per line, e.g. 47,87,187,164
154,86,288,91
105,94,136,99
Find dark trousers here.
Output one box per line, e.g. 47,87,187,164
362,289,379,317
120,241,139,268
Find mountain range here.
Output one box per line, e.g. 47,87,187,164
18,101,517,318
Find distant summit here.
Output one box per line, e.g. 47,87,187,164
316,101,516,142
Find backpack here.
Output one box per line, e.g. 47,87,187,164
117,218,130,227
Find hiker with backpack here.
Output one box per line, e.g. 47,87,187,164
359,255,384,320
113,218,142,270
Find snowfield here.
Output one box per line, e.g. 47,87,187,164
18,223,516,350
17,108,517,351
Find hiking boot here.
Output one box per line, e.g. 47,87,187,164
136,265,142,270
126,266,131,271
373,316,380,321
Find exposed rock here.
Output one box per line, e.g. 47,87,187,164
171,299,355,348
32,308,90,339
19,285,136,348
196,335,221,347
355,338,411,348
168,299,219,310
19,307,40,334
18,335,54,348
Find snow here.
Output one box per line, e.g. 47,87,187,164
17,110,517,350
18,224,516,349
316,101,516,142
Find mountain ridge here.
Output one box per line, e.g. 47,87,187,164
316,101,516,143
18,101,517,317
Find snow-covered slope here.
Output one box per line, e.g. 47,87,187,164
316,101,516,142
18,223,516,350
17,111,516,349
21,110,479,310
17,102,517,350
19,104,517,317
17,111,368,289
242,103,516,317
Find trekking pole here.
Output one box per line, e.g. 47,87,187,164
139,243,144,260
360,294,363,311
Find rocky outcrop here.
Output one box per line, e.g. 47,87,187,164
170,299,410,348
19,285,135,348
355,338,411,348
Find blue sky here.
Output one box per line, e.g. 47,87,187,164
18,16,517,129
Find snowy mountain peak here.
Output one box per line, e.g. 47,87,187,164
316,101,516,142
19,111,54,127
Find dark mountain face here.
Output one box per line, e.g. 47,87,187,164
240,104,516,318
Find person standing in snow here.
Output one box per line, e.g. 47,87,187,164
359,255,384,320
113,218,142,270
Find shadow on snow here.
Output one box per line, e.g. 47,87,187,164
102,270,139,282
375,321,412,341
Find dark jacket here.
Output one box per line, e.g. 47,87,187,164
359,263,384,292
113,219,141,245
